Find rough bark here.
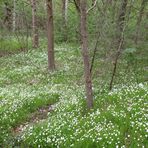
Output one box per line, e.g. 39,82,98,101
31,0,39,48
80,0,93,109
46,0,55,70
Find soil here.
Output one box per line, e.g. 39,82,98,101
12,104,54,134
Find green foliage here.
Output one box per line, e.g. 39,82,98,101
0,0,147,147
16,83,147,148
0,38,24,52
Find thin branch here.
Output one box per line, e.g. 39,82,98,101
86,0,97,14
73,0,80,13
90,33,100,73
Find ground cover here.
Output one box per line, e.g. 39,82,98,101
0,44,147,147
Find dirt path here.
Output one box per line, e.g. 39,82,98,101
0,48,27,57
12,104,54,134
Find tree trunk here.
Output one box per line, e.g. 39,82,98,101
62,0,68,42
32,0,39,48
46,0,55,71
109,0,128,90
4,2,12,30
12,0,16,32
80,0,93,109
135,0,147,44
117,0,128,41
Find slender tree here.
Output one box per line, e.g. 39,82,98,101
46,0,55,70
109,0,128,90
4,1,12,30
135,0,147,44
80,0,93,109
31,0,39,48
12,0,16,32
62,0,68,42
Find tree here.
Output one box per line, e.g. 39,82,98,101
80,0,93,109
135,0,147,44
46,0,55,70
3,1,12,30
109,0,128,90
31,0,39,48
12,0,16,32
62,0,68,42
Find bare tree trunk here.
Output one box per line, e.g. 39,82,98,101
4,2,12,30
31,0,39,48
117,0,128,41
109,0,128,90
62,0,68,42
135,0,147,44
46,0,55,71
80,0,93,109
12,0,16,32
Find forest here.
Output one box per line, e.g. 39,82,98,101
0,0,147,147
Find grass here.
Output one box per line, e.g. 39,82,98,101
0,37,32,57
0,42,147,147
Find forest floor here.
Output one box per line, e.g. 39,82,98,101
0,43,147,147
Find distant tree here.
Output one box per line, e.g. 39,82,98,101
46,0,55,70
3,1,12,30
135,0,147,44
12,0,16,32
62,0,68,42
31,0,39,48
109,0,128,90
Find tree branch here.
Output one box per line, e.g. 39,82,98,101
73,0,80,13
86,0,97,14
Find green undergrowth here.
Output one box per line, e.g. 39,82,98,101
0,43,147,147
13,83,147,148
0,37,31,55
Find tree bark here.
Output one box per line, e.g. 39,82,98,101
80,0,93,109
32,0,39,48
46,0,55,70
